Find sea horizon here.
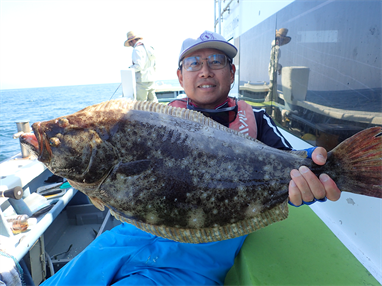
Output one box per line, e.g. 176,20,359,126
0,80,182,162
0,79,181,91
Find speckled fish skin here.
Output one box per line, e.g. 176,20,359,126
20,99,382,243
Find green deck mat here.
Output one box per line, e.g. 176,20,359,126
225,205,379,286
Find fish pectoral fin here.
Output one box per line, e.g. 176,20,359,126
89,196,105,211
113,160,152,177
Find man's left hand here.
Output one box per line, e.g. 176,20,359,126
288,147,341,206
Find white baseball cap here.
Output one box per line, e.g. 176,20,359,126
178,31,237,66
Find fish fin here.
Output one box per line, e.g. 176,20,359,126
109,201,289,243
133,100,261,143
79,98,135,113
89,196,105,211
327,127,382,198
81,99,261,144
111,160,152,178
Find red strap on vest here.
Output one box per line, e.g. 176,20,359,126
169,98,257,139
169,99,187,108
230,100,257,139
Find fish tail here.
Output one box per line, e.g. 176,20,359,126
325,127,382,198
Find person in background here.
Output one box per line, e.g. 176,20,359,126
266,28,291,102
41,31,341,286
124,31,157,102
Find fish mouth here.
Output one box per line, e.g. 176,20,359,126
20,122,52,164
20,133,39,155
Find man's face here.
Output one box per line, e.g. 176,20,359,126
177,48,236,109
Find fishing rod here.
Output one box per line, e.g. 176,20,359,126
109,83,122,101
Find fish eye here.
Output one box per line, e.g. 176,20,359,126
58,118,69,127
49,137,61,147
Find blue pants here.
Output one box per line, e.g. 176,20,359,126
41,223,246,285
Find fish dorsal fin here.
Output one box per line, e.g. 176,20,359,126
79,99,260,142
132,100,259,143
80,98,136,113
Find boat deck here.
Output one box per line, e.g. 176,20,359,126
225,205,380,285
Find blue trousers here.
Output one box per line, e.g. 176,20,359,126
41,223,246,285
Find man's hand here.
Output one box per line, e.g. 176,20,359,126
288,147,341,206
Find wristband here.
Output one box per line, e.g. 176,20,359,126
288,197,327,207
303,147,317,159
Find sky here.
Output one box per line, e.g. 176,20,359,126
0,0,215,89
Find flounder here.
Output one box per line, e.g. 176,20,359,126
20,99,382,243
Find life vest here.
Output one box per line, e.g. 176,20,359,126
169,97,257,139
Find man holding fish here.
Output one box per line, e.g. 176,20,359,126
39,31,345,285
171,30,341,207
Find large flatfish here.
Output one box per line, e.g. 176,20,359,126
20,99,382,243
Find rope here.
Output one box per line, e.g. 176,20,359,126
0,250,26,286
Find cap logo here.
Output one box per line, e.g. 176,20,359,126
199,32,214,42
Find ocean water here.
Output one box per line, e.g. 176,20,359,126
0,81,180,162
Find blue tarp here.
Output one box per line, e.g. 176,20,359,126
41,223,246,285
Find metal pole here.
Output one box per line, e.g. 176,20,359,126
214,0,217,32
14,121,31,158
218,0,222,34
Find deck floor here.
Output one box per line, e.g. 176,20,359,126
224,205,379,285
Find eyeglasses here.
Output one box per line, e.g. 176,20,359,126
186,97,238,127
180,54,229,72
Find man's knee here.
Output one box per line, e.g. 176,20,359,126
147,90,157,102
136,85,148,101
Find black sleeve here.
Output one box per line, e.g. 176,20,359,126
253,108,293,150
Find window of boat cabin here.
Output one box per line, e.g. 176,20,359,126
236,0,381,151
